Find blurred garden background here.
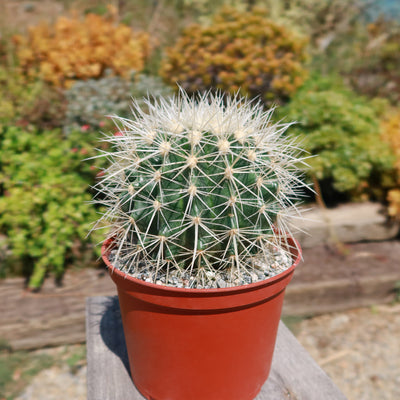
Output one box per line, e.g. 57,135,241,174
1,0,400,289
0,0,400,399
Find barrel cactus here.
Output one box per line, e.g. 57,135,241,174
92,89,309,288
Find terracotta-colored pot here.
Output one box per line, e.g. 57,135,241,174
102,238,301,400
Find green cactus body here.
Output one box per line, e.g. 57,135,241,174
93,90,309,287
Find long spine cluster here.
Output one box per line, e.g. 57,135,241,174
92,90,309,287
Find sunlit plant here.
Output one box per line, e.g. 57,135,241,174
91,89,309,288
160,7,308,105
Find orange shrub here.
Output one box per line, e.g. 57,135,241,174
13,11,149,87
160,7,308,104
382,112,400,171
381,111,400,218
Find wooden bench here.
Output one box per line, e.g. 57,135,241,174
86,296,348,400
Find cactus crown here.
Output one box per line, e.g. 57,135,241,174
92,89,309,288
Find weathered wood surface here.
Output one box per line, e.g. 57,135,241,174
86,296,348,400
283,272,399,316
1,240,399,350
283,240,400,316
0,269,115,350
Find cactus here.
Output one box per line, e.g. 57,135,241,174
92,89,309,288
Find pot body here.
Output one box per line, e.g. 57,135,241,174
102,239,301,400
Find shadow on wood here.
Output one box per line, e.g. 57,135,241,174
99,297,130,375
86,296,348,400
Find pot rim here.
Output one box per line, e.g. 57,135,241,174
101,237,302,295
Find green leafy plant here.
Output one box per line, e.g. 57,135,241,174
64,72,173,132
160,7,308,105
0,66,66,130
92,89,310,288
279,75,395,203
263,0,367,54
348,19,400,104
0,127,102,289
0,66,42,123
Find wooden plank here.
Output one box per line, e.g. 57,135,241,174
0,269,115,350
2,240,399,350
262,324,348,399
283,273,400,316
86,296,144,400
86,296,347,400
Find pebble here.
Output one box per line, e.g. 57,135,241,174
250,272,259,283
217,279,227,288
205,271,215,278
256,271,265,280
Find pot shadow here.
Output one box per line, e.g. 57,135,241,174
99,296,131,376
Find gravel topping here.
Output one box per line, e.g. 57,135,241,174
108,246,293,289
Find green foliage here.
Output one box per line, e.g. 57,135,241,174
180,0,246,16
0,66,66,130
0,67,43,123
279,75,395,201
64,72,173,132
348,19,400,104
161,7,308,105
263,0,366,52
270,2,400,105
0,127,102,289
20,85,67,131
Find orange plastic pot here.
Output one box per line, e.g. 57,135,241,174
102,238,301,400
